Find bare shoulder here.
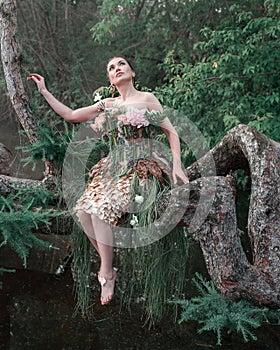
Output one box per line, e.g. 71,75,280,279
140,91,162,111
141,91,158,101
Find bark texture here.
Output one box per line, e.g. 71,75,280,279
0,174,41,195
182,124,280,307
0,0,38,143
0,143,12,175
0,0,54,178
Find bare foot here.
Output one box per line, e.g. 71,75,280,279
98,269,117,305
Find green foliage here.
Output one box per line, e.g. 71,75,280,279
156,3,280,146
172,273,280,346
2,0,279,153
90,0,237,87
0,187,61,268
234,169,250,191
72,225,93,319
19,118,77,170
8,0,279,165
0,185,55,208
264,0,280,14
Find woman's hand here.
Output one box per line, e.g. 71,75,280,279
172,164,189,185
27,73,47,94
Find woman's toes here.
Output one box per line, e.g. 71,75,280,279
98,270,117,305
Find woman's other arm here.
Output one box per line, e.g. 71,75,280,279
142,92,188,183
160,117,189,184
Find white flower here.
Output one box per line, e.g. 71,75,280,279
94,92,102,102
135,194,144,204
130,214,138,226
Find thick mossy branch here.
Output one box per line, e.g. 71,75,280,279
184,125,280,308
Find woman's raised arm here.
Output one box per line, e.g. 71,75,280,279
28,73,103,123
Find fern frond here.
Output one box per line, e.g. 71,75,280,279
171,273,280,345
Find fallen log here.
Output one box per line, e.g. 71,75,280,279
0,174,41,195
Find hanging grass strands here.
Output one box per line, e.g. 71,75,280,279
72,225,94,319
118,225,190,327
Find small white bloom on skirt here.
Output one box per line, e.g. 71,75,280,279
130,214,139,226
135,194,144,204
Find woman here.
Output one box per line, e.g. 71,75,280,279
28,56,188,306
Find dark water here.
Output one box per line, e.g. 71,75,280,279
1,253,280,350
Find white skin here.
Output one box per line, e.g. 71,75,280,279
28,57,189,305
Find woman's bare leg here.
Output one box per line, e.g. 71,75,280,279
76,210,99,253
91,214,117,305
77,210,116,305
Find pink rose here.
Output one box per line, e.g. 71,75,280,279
117,114,130,125
126,109,149,128
90,113,106,132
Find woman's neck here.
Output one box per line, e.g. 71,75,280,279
116,81,138,102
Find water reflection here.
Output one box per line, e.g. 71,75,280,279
1,258,279,350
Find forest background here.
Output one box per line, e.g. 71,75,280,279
1,0,279,161
0,0,280,345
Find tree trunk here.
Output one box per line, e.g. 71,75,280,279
0,0,54,178
0,0,38,143
171,176,280,307
182,124,280,308
0,143,12,175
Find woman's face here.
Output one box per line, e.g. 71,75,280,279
107,57,135,86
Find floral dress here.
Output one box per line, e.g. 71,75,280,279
74,107,171,226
